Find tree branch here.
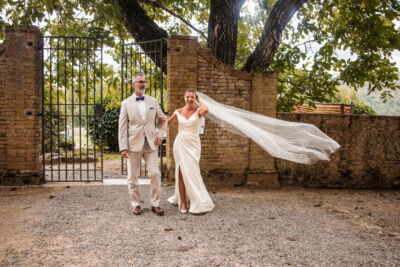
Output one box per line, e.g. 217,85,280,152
278,77,309,95
138,0,207,40
294,39,316,53
116,0,168,73
243,0,308,72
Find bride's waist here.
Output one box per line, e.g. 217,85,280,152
177,130,199,135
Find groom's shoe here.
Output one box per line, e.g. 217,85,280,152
151,206,164,216
132,206,142,215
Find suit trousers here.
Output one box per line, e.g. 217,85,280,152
127,138,161,208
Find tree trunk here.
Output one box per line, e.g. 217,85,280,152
116,0,306,74
116,0,168,73
207,0,245,66
243,0,307,72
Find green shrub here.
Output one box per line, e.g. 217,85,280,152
352,103,377,115
88,106,120,152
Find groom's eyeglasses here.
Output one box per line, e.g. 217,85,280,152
137,81,147,84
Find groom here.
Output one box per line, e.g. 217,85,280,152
118,74,167,216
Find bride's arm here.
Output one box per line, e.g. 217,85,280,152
167,112,178,126
197,97,208,117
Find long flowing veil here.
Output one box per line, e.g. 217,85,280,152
197,92,340,165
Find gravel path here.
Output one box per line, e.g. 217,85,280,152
1,185,399,266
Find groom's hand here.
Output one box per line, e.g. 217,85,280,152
120,150,129,159
154,137,162,146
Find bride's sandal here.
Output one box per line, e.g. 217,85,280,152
180,201,189,214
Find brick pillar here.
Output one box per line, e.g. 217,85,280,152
0,41,5,180
165,36,198,183
246,72,280,188
0,26,43,185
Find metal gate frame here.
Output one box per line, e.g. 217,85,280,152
120,39,167,179
41,36,104,182
41,36,166,182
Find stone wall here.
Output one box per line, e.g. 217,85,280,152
166,36,279,188
275,113,400,189
0,26,43,185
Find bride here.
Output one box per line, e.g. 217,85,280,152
167,89,340,214
167,89,215,214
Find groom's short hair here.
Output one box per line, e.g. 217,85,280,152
133,74,145,83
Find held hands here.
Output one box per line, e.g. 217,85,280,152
120,150,129,159
154,136,162,146
156,118,164,145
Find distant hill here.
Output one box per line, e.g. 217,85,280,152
358,81,400,116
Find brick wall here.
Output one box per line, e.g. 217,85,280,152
166,36,279,188
275,113,400,189
0,42,5,180
1,30,397,189
165,36,399,189
0,26,43,185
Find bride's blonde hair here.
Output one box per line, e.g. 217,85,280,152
185,89,198,99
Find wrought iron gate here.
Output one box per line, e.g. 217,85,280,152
41,37,166,182
42,36,104,182
120,39,167,178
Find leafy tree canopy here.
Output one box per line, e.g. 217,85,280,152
1,0,399,111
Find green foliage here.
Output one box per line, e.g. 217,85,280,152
235,1,268,69
43,103,66,153
0,0,209,43
143,0,209,39
270,0,400,111
359,83,400,115
87,105,120,152
332,85,361,104
332,84,377,114
352,103,377,115
0,0,126,45
1,0,399,111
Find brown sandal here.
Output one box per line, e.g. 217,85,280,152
151,206,165,216
132,206,142,215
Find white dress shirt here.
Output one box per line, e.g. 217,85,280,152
134,93,147,121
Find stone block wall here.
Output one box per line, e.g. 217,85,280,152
0,26,43,185
166,36,279,188
275,113,400,189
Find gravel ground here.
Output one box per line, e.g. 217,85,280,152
0,185,399,266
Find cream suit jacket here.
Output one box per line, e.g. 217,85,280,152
118,95,167,152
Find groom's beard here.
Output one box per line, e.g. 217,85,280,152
137,88,146,94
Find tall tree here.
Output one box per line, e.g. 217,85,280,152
207,0,246,66
1,0,399,110
243,0,307,72
116,0,169,73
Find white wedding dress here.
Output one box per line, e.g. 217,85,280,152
167,108,215,214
